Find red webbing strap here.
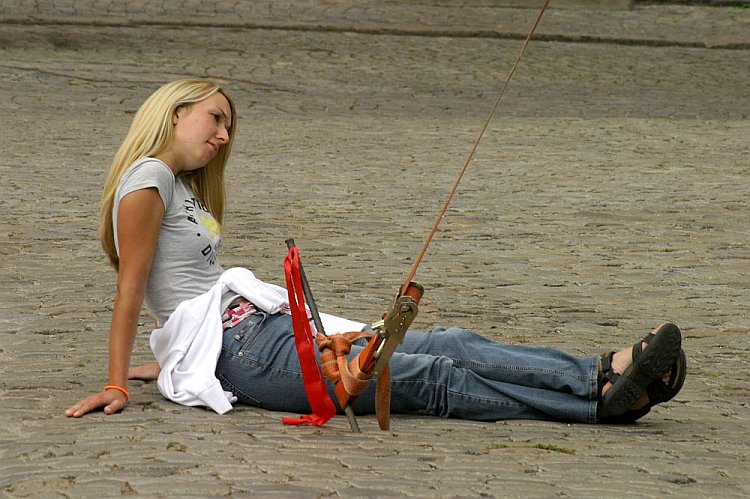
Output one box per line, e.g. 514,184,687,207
281,246,337,426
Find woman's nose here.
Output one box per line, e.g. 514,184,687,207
217,126,229,143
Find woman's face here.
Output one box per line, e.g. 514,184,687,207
161,92,232,174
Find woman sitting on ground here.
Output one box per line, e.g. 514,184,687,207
65,79,686,424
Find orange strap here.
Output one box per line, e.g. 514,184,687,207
316,331,393,431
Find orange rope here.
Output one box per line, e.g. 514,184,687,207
401,0,551,295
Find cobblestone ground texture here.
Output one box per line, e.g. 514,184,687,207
1,1,749,497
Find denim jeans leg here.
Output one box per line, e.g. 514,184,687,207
215,312,314,414
399,327,598,397
351,328,598,423
217,314,598,423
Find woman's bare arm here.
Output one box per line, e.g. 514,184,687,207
65,188,164,417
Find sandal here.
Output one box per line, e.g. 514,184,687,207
597,323,682,421
599,347,687,423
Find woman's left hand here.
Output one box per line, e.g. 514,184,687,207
128,362,161,381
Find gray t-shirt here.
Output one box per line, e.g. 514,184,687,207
113,158,227,326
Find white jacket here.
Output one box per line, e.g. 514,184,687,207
149,267,365,414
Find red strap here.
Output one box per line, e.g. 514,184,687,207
281,246,337,427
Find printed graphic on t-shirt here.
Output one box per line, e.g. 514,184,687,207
183,197,220,266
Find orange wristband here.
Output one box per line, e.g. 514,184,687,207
104,385,130,401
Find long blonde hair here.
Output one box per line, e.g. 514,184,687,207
99,79,237,270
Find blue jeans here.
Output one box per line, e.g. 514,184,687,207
215,312,599,423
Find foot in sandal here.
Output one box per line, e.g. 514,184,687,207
597,323,686,422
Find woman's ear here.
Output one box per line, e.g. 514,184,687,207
172,105,186,126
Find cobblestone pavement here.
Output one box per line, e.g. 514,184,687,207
1,1,749,497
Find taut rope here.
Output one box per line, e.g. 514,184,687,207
401,0,551,296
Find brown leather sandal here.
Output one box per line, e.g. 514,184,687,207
597,323,683,422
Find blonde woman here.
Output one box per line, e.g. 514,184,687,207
66,79,685,423
67,79,234,416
